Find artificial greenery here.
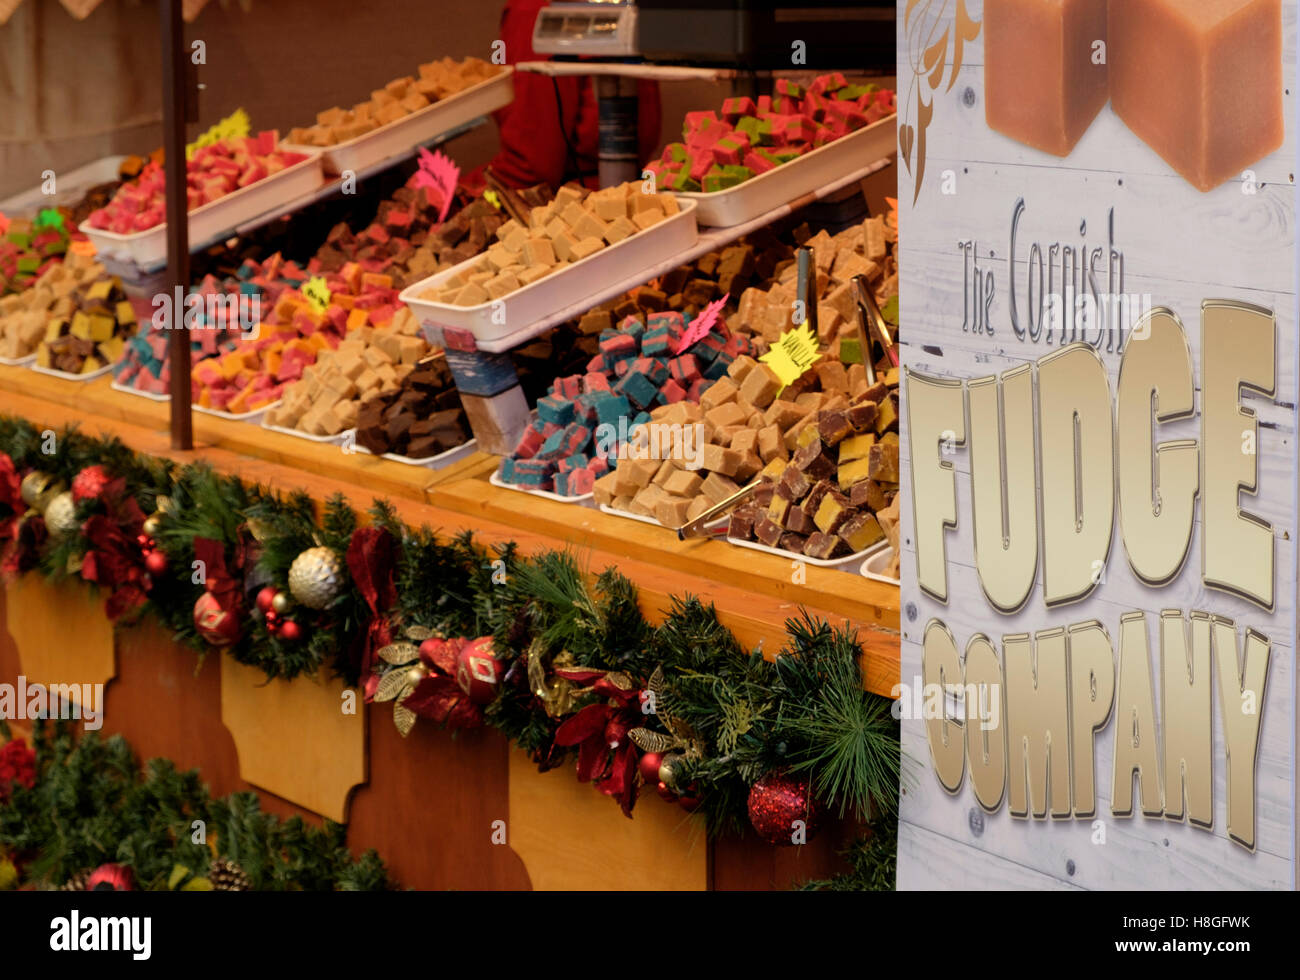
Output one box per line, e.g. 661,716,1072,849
0,415,901,844
797,814,898,891
0,722,390,890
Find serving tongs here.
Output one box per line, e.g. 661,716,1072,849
796,246,818,339
676,479,762,540
851,274,899,384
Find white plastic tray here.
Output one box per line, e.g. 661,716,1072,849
349,435,478,470
489,468,595,505
0,155,127,217
111,378,170,401
194,399,279,422
32,362,113,383
0,353,37,367
78,152,324,271
260,419,352,445
281,69,514,176
860,544,899,585
674,113,897,228
598,501,727,533
400,198,698,345
725,532,883,569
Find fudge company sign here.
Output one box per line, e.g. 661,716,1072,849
896,0,1297,889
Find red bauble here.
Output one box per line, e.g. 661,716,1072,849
656,780,678,803
255,585,279,613
638,751,664,786
193,592,240,647
747,773,824,846
278,619,302,642
71,465,110,503
455,637,502,705
86,863,135,891
144,550,168,576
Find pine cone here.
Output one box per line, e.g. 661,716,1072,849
209,858,251,892
61,870,89,891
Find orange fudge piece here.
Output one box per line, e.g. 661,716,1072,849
1110,0,1283,191
985,0,1109,156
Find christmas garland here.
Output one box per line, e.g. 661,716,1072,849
0,721,390,891
0,415,901,849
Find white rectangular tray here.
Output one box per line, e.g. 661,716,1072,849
598,501,727,534
32,362,113,383
194,399,279,422
724,532,885,570
349,435,478,471
0,353,37,367
0,155,127,217
489,468,595,505
674,113,896,228
260,419,352,445
281,68,514,176
400,197,698,345
111,378,169,401
860,544,899,586
78,152,324,272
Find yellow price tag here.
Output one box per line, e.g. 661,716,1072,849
186,108,251,159
483,189,502,210
760,321,819,387
302,276,331,315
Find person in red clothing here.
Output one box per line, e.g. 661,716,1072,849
482,0,662,190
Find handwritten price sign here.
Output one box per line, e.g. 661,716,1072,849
674,294,730,354
186,108,251,159
759,321,819,387
413,147,460,223
302,276,331,315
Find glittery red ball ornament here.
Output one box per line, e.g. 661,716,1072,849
193,592,240,647
455,637,502,704
86,863,135,891
71,465,110,503
255,585,279,613
278,619,302,642
144,550,168,576
656,780,678,803
747,773,824,846
638,751,664,786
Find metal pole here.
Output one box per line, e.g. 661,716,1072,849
161,0,192,450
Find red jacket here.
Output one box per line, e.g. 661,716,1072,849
483,0,663,189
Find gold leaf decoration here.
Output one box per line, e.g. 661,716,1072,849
392,704,417,738
374,670,413,703
404,625,435,642
378,641,419,666
628,728,678,754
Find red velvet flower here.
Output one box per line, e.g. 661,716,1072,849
0,739,36,802
399,637,482,729
552,672,642,817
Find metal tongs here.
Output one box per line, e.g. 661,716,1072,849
676,479,762,540
796,246,818,339
851,274,899,384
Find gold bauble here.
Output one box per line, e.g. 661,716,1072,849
287,546,343,609
154,494,174,515
20,471,63,512
43,491,80,538
143,515,162,536
270,592,289,614
406,665,428,686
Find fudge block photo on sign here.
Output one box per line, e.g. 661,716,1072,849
984,0,1110,156
1110,0,1283,192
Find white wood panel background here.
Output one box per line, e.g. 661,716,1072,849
896,0,1298,890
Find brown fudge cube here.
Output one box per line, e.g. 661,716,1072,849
754,516,785,547
868,433,900,483
1110,0,1284,191
840,512,885,553
817,410,854,447
804,531,848,560
791,437,837,481
985,0,1109,156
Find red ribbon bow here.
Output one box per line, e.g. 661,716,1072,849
400,636,483,729
193,537,241,612
79,489,149,621
346,526,398,684
552,672,643,817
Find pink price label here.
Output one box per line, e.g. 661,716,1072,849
413,147,460,224
674,293,730,354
